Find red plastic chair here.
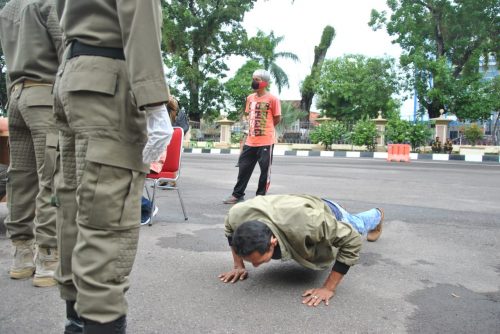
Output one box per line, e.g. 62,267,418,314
144,127,188,225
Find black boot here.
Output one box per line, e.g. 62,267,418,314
64,301,83,334
83,316,126,334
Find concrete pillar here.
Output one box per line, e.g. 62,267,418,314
372,111,388,151
431,109,452,142
216,117,235,146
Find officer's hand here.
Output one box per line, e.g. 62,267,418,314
218,268,248,283
142,104,173,164
302,287,335,307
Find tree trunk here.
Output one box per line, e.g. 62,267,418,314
300,26,335,117
300,92,314,114
188,56,201,122
431,7,445,57
188,81,200,122
423,98,445,119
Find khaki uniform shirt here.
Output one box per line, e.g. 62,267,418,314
225,194,363,270
56,0,169,107
0,0,63,92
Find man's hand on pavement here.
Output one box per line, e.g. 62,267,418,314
302,287,335,307
218,268,248,283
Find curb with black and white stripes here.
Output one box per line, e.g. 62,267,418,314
182,148,500,163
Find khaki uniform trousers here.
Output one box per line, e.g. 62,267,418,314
5,82,57,248
53,52,148,323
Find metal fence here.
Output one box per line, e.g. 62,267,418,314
188,119,498,146
189,121,220,142
188,120,319,144
188,119,354,145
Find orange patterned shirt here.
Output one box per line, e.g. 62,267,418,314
245,92,281,146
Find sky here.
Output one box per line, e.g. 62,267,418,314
228,0,415,119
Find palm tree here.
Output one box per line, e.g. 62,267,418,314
248,30,299,93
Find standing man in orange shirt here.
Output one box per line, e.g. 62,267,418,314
224,69,281,204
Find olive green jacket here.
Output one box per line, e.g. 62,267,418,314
0,0,63,91
224,195,363,270
56,0,168,107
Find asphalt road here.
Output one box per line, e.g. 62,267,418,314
0,154,499,333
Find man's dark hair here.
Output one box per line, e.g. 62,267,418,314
232,220,273,256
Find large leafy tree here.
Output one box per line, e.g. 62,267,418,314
162,0,258,121
450,74,498,121
316,54,401,124
300,25,335,113
370,0,500,119
246,30,299,93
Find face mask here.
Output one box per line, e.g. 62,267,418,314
251,80,268,90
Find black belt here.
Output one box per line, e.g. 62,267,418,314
68,40,125,60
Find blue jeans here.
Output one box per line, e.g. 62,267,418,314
142,196,152,214
323,199,381,235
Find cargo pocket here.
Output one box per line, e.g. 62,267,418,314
113,170,143,279
63,70,119,127
40,133,58,188
24,86,54,108
78,161,141,230
118,170,143,227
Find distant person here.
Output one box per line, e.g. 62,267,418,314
432,136,442,153
223,69,281,204
219,194,384,307
166,95,179,125
443,138,453,154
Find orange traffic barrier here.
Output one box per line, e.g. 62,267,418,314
394,144,402,161
401,144,410,162
387,144,394,161
387,144,410,162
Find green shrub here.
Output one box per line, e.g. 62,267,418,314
463,124,483,146
385,119,431,152
350,118,378,151
385,119,411,144
310,121,347,150
231,132,244,144
408,122,432,152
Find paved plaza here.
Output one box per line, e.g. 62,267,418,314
1,154,499,333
